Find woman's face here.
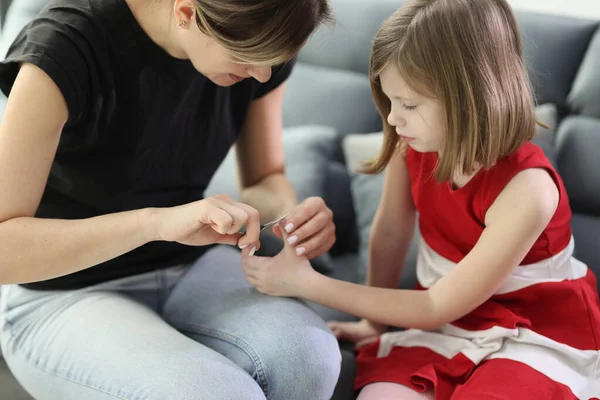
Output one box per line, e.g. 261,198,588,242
182,24,273,86
175,5,272,87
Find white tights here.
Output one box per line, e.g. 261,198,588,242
357,382,435,400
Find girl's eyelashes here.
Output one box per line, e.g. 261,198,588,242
403,104,418,110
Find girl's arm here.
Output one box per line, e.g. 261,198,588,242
300,168,559,330
364,149,416,327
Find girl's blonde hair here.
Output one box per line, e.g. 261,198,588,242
364,0,540,182
193,0,333,66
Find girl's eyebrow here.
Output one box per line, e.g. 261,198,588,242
382,88,413,101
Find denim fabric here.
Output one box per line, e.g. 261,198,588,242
0,246,341,399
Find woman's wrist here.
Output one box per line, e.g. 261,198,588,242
140,207,164,243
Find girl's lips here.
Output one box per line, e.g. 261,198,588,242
399,134,415,142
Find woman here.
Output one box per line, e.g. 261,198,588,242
0,0,341,398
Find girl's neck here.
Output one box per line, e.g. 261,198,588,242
451,165,481,190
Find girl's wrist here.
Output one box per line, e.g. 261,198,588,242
293,265,323,299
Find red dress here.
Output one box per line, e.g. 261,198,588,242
355,142,600,399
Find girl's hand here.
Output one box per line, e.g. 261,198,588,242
272,197,335,259
241,231,316,297
152,194,261,250
327,319,387,349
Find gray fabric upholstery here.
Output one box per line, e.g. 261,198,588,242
516,12,599,110
0,0,42,57
555,116,600,215
283,63,380,136
206,125,338,201
324,161,359,256
297,0,407,76
0,0,11,32
571,213,600,291
568,28,600,118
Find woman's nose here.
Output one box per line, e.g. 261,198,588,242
248,66,272,83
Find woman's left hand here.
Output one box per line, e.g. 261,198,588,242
272,197,336,259
241,232,316,297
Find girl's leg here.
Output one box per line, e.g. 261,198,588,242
162,245,343,400
358,382,435,400
0,279,265,400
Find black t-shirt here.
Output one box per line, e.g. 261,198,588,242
0,0,294,290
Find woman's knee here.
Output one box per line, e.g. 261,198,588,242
144,360,266,400
258,324,342,400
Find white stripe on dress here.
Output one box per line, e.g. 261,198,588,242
378,326,600,398
378,238,600,398
416,236,588,294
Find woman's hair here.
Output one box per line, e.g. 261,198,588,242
193,0,333,66
364,0,540,182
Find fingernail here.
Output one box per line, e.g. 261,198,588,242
286,235,298,245
239,243,248,249
296,247,305,256
284,223,294,233
249,246,256,257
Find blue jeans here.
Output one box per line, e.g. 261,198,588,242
0,246,341,399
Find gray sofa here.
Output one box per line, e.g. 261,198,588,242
1,0,599,399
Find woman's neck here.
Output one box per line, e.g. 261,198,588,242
125,0,188,59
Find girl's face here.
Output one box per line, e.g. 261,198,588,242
380,65,446,154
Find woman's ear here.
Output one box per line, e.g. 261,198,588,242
173,0,196,27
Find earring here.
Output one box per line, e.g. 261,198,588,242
178,20,187,27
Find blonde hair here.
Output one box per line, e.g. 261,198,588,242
364,0,540,182
193,0,333,66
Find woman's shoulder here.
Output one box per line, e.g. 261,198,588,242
0,0,140,124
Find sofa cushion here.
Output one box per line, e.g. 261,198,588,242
571,213,600,291
516,12,598,111
568,27,600,119
341,132,420,289
205,125,338,273
283,63,380,138
531,103,559,166
298,0,408,76
324,161,359,256
555,116,600,216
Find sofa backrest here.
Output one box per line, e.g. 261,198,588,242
283,0,600,132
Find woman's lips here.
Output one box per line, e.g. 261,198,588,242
229,74,245,83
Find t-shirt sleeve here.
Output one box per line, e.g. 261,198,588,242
0,7,100,125
252,57,296,99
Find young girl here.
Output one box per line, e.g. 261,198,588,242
241,0,600,398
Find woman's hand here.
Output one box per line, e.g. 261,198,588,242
152,194,261,250
327,319,387,349
272,197,336,259
241,231,317,297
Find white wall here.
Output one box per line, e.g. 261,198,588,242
507,0,600,20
